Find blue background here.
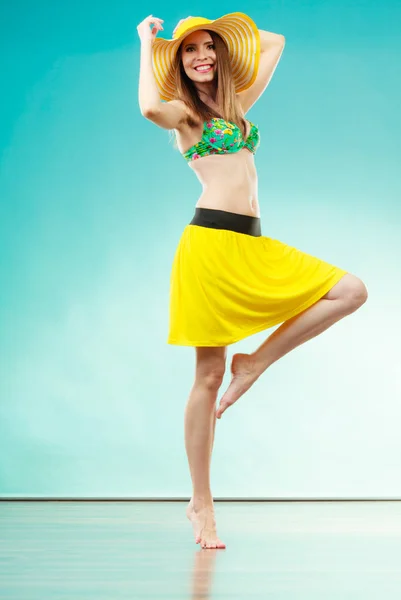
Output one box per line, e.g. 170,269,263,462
1,0,400,497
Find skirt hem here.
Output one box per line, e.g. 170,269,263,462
167,268,348,347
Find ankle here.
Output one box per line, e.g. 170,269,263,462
191,493,213,511
249,351,269,375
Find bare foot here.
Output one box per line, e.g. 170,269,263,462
186,500,226,549
216,352,260,419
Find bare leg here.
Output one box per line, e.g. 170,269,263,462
185,346,227,549
216,274,368,419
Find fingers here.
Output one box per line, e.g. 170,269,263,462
144,15,164,29
147,14,164,23
151,16,164,27
152,23,163,34
137,15,164,42
147,15,164,35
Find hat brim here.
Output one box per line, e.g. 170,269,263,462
152,12,260,102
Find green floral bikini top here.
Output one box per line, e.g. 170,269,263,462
182,117,260,163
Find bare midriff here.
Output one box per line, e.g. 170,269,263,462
189,149,260,218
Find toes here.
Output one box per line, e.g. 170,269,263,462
216,401,229,418
200,539,224,549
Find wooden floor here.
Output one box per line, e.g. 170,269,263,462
1,501,401,598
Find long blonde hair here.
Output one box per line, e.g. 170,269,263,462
169,30,247,143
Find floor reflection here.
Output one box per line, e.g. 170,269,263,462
190,546,218,599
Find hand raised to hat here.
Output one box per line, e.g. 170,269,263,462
173,16,194,37
137,14,164,43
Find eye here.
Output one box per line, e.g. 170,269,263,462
185,43,215,52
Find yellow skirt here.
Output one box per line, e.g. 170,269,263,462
168,208,347,347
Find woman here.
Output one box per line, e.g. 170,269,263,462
137,12,368,550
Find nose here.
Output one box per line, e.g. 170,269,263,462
195,50,211,64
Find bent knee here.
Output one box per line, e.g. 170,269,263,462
345,276,368,309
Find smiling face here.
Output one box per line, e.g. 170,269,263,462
180,30,217,84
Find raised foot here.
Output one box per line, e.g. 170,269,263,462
186,500,226,549
216,352,260,419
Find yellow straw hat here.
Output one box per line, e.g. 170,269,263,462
152,12,261,102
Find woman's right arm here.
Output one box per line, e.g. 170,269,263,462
137,15,187,130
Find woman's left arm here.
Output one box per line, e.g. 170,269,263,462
237,30,285,113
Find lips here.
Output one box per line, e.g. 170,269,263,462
194,65,213,73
